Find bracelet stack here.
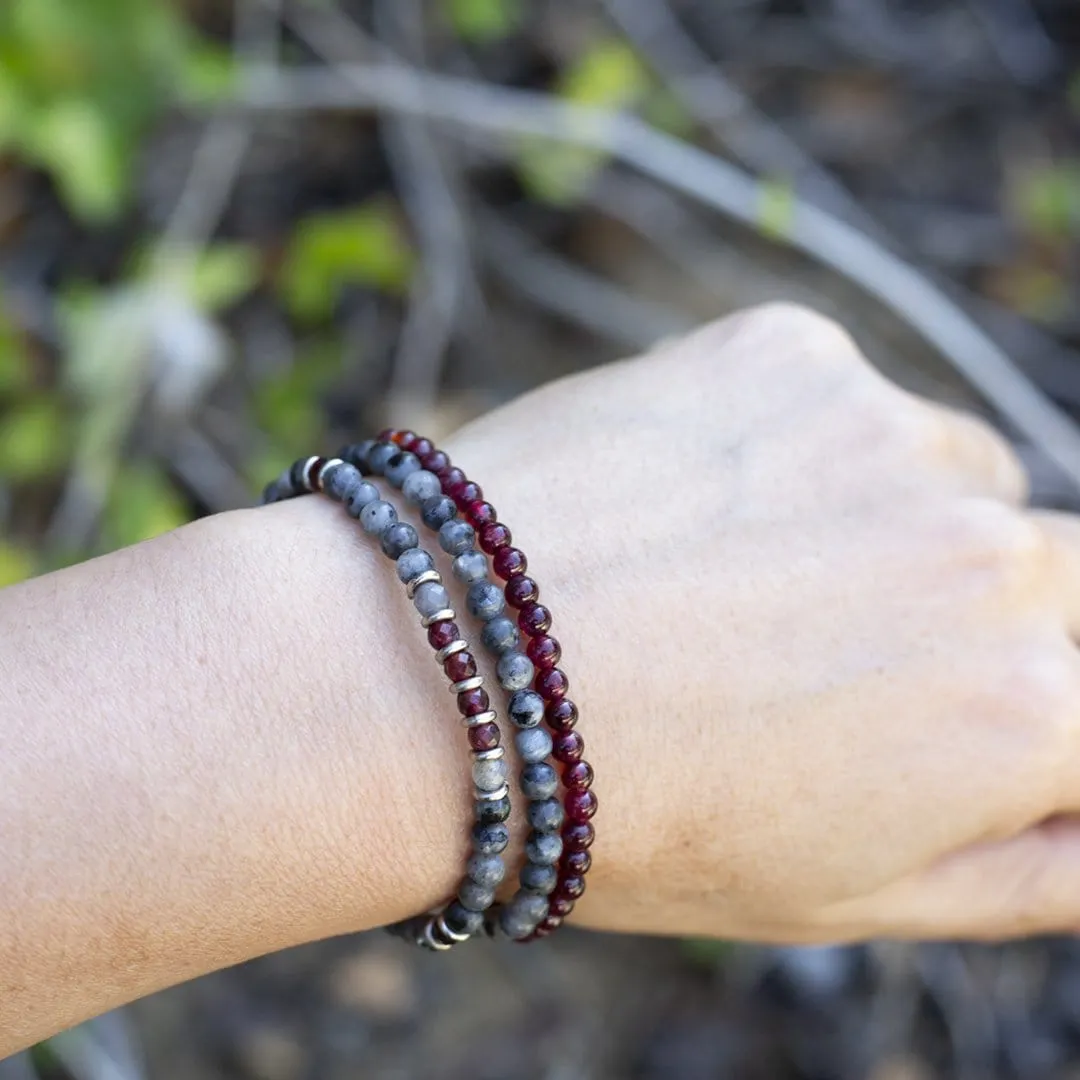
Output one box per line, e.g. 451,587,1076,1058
260,431,596,947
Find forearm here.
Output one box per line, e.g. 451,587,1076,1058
0,495,480,1053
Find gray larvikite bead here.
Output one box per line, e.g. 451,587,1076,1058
527,797,564,833
515,727,553,764
380,522,419,560
499,892,548,939
520,762,558,801
403,469,442,506
471,756,508,792
496,651,534,692
366,441,397,475
481,616,519,655
444,900,484,937
439,519,475,557
360,498,397,536
396,548,434,584
345,481,380,518
467,853,506,889
421,495,456,530
520,862,558,895
323,462,364,503
467,581,505,621
452,550,487,585
340,440,375,471
508,689,545,729
458,878,496,912
472,822,510,855
384,451,421,488
413,581,451,618
525,830,563,866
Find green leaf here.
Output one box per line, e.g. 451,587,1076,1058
254,341,342,451
561,39,649,107
0,316,32,394
0,395,70,480
444,0,521,42
1012,162,1080,238
279,199,414,322
0,541,36,587
757,177,795,242
105,465,189,548
179,41,238,106
188,244,261,312
680,937,735,968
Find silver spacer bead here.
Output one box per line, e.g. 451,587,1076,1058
420,917,452,952
301,455,322,491
436,911,471,944
435,640,469,664
472,747,505,762
475,781,510,802
406,569,443,599
316,457,345,490
450,675,484,694
421,608,456,628
461,709,498,728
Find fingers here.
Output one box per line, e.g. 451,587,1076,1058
1031,511,1080,637
926,402,1029,505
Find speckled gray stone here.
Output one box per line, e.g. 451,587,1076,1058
467,581,505,621
339,440,375,472
439,519,475,556
367,441,397,475
444,901,484,937
520,762,559,801
481,616,520,655
472,822,510,856
260,472,292,504
360,498,397,535
345,480,381,518
525,830,563,866
380,522,419,559
472,757,508,792
499,891,548,939
508,689,545,729
467,853,506,889
452,550,488,585
520,862,558,895
515,726,553,764
458,878,497,912
526,797,564,833
384,451,421,488
396,547,435,584
475,794,511,825
413,581,451,618
322,461,364,503
403,469,442,506
420,494,457,530
497,651,534,692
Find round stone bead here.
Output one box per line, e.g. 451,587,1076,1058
520,862,558,895
444,901,484,937
426,619,460,649
478,522,511,554
519,602,552,636
563,821,595,851
289,458,309,491
438,519,475,556
467,853,506,889
421,494,457,530
440,466,466,489
527,798,565,832
527,634,561,670
472,756,508,792
380,522,419,559
360,499,397,536
508,689,545,729
481,616,520,655
475,794,511,825
467,722,500,751
566,788,598,821
322,461,364,503
525,831,563,866
516,727,553,763
553,731,585,763
397,547,435,584
410,437,433,458
467,581,505,621
505,576,539,609
493,546,527,579
499,892,548,939
450,480,483,509
339,439,375,472
536,668,569,701
452,551,488,585
496,651,534,692
557,875,586,900
520,762,558,800
467,501,498,528
413,581,451,618
564,849,592,876
457,687,490,716
564,760,594,790
384,451,421,488
537,915,563,935
367,441,398,475
402,469,442,506
345,481,381,518
546,698,578,731
458,879,497,912
472,822,510,856
420,448,449,472
548,894,575,918
444,651,477,683
260,476,290,504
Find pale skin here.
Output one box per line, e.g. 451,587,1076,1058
4,302,1080,1054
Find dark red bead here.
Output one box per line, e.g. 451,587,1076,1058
444,651,477,682
563,849,591,876
478,522,511,553
451,480,483,509
536,667,569,701
467,722,501,751
548,894,575,917
557,874,586,900
457,687,490,717
306,456,327,489
527,634,560,669
492,546,527,578
427,620,461,650
505,576,539,609
546,699,578,731
553,732,584,763
411,437,433,458
440,466,466,490
563,760,593,790
538,915,563,933
420,450,450,474
467,500,498,527
519,603,552,637
563,822,595,852
378,427,399,443
529,926,551,940
566,788,598,822
396,430,418,450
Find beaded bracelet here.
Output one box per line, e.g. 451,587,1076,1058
375,430,597,942
261,454,510,950
351,436,568,941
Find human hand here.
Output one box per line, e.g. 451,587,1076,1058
445,303,1080,943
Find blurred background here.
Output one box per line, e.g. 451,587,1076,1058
1,0,1079,1076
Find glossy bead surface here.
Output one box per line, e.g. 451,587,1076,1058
444,901,483,937
420,449,450,474
546,699,578,731
403,469,442,506
367,441,397,474
467,500,498,527
457,687,491,716
563,849,592,876
384,451,421,488
466,581,505,621
553,731,585,763
548,894,575,918
360,499,397,536
563,760,594,790
345,481,381,518
557,875,586,900
380,522,418,559
493,546,527,579
467,722,501,751
444,651,477,682
427,619,460,650
410,437,433,458
520,862,558,895
566,788,598,821
536,667,569,701
439,465,466,489
420,494,457,530
450,480,483,509
496,651,534,691
438,519,475,556
563,822,595,851
518,603,552,636
475,794,511,825
538,915,563,933
505,575,539,609
480,616,519,655
452,550,488,585
508,689,545,729
478,522,511,553
526,635,561,669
